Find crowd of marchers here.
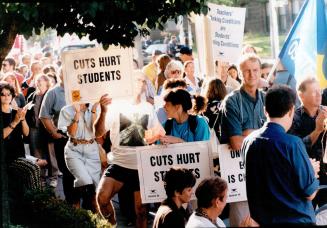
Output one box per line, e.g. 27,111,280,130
1,38,327,227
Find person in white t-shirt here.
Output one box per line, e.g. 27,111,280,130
95,71,164,228
186,177,228,228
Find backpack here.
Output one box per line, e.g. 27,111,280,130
164,115,197,136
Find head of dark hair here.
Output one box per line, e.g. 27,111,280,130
4,57,16,67
206,78,227,101
157,54,171,72
163,78,187,90
164,89,192,112
195,177,227,209
46,72,58,84
192,95,207,115
228,64,237,72
44,51,52,58
43,64,56,74
164,167,196,198
261,62,273,69
0,82,16,99
265,85,296,118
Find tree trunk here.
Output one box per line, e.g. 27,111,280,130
0,21,17,228
0,22,18,65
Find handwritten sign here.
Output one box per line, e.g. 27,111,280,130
208,3,246,63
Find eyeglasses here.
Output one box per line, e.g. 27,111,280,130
171,70,181,74
0,93,12,97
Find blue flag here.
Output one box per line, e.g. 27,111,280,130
279,0,327,87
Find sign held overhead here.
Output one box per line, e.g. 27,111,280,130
62,46,134,104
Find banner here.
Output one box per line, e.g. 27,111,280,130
208,3,246,64
279,0,327,88
218,144,247,203
61,46,134,104
136,141,214,204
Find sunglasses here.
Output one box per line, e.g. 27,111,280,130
0,93,12,97
171,70,181,74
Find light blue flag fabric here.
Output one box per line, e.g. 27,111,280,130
278,0,317,82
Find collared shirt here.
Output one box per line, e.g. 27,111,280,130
288,106,327,181
243,122,319,225
289,106,325,161
39,85,66,127
220,87,266,143
58,104,97,140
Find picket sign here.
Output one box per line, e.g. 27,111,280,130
208,3,246,64
136,141,214,204
61,46,134,105
218,144,247,203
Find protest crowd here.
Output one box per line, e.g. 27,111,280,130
2,34,327,228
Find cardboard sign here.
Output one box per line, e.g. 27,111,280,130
137,141,214,204
208,3,246,63
218,144,247,203
62,46,134,104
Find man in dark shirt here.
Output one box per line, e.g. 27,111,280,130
289,77,327,207
243,85,319,225
153,167,196,228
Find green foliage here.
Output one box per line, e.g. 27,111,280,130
244,32,286,58
16,188,110,228
209,0,250,6
0,1,211,48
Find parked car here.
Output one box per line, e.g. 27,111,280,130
142,43,168,65
60,44,96,54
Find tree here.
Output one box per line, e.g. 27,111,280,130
1,1,238,226
0,1,210,63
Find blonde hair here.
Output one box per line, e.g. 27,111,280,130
238,53,261,72
2,72,21,96
35,74,52,93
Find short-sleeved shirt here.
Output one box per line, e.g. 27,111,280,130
39,85,66,126
142,62,157,86
58,104,97,140
220,88,266,143
104,100,160,169
243,122,319,225
163,115,210,142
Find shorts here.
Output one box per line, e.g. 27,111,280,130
104,164,140,192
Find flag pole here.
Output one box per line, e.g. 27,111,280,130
267,58,280,84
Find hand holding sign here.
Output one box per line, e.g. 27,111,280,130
159,135,185,144
144,123,166,144
99,94,112,113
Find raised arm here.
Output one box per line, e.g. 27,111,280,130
94,94,112,138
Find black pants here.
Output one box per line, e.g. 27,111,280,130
313,175,327,208
53,137,79,204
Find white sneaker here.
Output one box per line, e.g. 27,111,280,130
49,179,58,188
